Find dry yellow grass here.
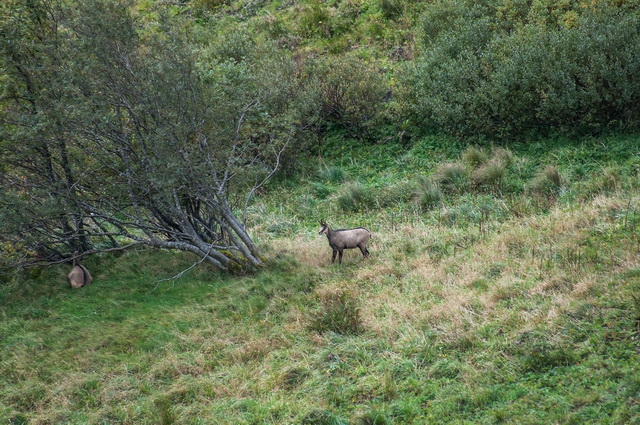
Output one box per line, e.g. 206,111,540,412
266,194,639,349
17,192,634,424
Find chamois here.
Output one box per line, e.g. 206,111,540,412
319,220,371,264
68,251,93,289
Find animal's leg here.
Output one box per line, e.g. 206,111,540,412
338,250,343,264
332,249,337,263
358,244,369,258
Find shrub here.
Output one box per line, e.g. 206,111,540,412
434,162,468,193
462,146,489,169
309,290,363,335
306,55,389,140
413,176,443,210
404,3,640,139
528,165,562,195
208,31,255,63
472,159,506,189
338,183,375,212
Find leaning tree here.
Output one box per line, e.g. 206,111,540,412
0,0,309,272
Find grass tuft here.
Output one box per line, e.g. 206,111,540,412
428,358,463,379
472,159,506,189
309,290,363,335
576,166,623,198
462,146,489,169
337,183,375,212
318,166,347,183
155,396,176,425
311,181,333,199
280,366,311,390
434,162,469,193
491,147,515,166
354,409,392,425
528,165,562,195
413,175,443,210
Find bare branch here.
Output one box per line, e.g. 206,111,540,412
243,133,292,228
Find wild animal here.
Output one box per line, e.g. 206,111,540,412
68,251,93,289
318,219,371,264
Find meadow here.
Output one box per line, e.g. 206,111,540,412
2,135,639,424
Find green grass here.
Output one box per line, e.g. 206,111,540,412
2,134,640,424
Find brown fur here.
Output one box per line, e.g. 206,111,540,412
68,253,93,288
319,220,371,264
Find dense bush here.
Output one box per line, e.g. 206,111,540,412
305,54,389,141
405,1,640,139
380,0,405,20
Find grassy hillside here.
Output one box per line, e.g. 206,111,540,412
2,135,639,424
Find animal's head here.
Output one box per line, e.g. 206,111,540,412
319,219,328,235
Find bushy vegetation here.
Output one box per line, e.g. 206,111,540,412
405,0,640,138
3,0,640,266
2,0,640,423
